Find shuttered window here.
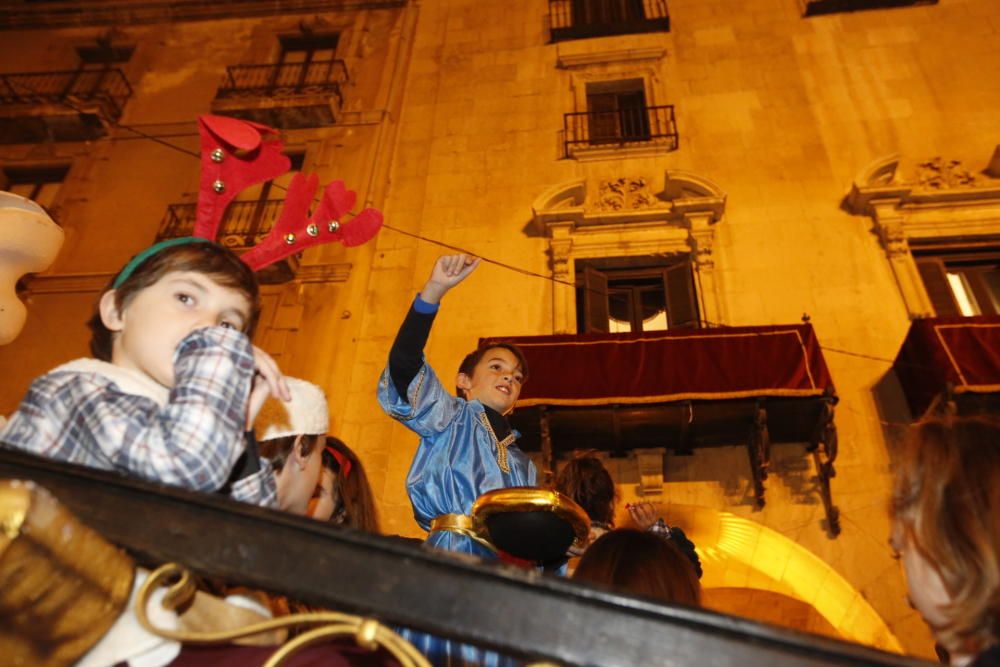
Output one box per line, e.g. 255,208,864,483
576,257,699,333
912,243,1000,317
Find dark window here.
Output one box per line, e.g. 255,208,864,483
278,33,340,65
586,80,650,145
572,0,646,26
3,165,69,216
76,44,134,66
549,0,670,42
576,256,699,333
913,242,1000,317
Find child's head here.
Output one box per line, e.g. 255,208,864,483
573,529,701,607
310,436,380,532
88,240,260,387
455,342,529,415
255,377,329,515
556,452,617,526
890,415,1000,657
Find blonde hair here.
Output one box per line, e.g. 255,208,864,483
890,415,1000,654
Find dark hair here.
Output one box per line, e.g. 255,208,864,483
891,415,1000,655
456,342,529,399
88,242,260,361
322,437,380,533
259,434,322,472
556,453,616,526
573,529,701,606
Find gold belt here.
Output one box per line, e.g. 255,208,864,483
429,514,496,553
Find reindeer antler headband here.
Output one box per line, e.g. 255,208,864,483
113,114,383,288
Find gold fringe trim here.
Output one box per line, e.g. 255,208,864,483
515,388,825,408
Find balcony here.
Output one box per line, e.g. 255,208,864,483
549,0,670,42
799,0,937,16
157,199,297,283
0,68,131,144
210,60,349,129
563,104,678,158
892,315,1000,419
484,324,841,534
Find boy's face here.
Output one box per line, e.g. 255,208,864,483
100,270,252,388
457,346,524,415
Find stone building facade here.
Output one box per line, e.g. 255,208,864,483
2,0,999,659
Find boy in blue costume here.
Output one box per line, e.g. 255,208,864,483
377,254,536,665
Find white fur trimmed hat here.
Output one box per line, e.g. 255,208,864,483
255,377,329,441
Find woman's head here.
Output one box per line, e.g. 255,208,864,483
255,378,329,515
310,437,380,533
573,529,701,606
890,415,1000,656
556,453,616,526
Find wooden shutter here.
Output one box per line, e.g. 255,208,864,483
664,262,699,328
915,257,960,317
583,266,610,333
617,90,649,141
586,92,620,144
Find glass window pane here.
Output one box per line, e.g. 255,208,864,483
34,182,61,209
8,183,36,199
946,272,980,316
608,290,632,333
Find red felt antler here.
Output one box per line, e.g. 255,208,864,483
193,114,384,271
239,176,383,271
195,115,290,241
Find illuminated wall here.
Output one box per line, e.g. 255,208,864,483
3,0,999,659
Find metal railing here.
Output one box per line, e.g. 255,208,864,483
563,104,678,156
215,60,348,106
158,199,285,246
0,68,132,119
549,0,670,41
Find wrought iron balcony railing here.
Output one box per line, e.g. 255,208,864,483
0,68,132,119
158,199,284,248
563,104,678,157
549,0,670,41
215,59,348,106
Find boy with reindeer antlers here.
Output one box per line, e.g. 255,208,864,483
0,115,382,506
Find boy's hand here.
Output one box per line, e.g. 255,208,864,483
245,345,290,429
420,254,481,304
626,502,661,531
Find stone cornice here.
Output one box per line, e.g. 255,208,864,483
845,150,1000,218
0,0,406,30
556,47,666,69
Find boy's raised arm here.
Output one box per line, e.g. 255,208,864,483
388,254,480,399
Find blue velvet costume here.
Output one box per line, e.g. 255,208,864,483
377,297,536,665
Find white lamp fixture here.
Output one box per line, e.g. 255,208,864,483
0,191,64,345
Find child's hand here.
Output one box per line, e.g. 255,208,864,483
625,502,661,531
245,345,290,429
420,254,481,304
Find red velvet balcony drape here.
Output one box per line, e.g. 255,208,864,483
481,324,835,408
893,315,1000,418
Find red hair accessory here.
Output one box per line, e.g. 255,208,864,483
325,445,352,479
194,114,383,271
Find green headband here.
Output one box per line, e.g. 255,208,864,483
112,237,212,289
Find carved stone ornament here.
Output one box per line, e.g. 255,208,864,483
591,177,666,212
844,147,1000,320
916,157,979,189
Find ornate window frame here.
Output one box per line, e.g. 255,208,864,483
531,171,727,333
845,147,1000,318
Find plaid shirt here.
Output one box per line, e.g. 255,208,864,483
0,327,277,507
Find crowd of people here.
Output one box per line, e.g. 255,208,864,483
0,235,996,667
